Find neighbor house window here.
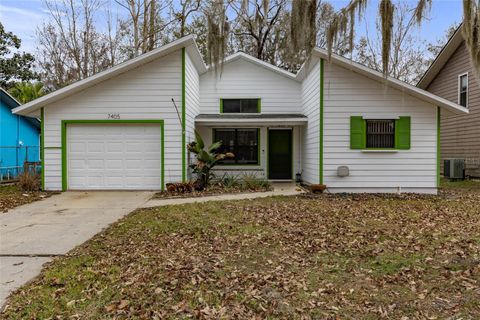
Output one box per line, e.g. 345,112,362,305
221,99,260,113
459,73,468,108
213,128,259,164
366,120,395,149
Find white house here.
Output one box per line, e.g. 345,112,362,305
13,36,468,194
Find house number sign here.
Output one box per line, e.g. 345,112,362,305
107,113,121,119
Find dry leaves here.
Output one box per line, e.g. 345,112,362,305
3,186,480,319
0,185,52,213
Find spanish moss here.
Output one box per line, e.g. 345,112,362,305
206,0,229,75
462,0,480,77
413,0,432,25
290,0,317,55
379,0,394,76
326,0,368,60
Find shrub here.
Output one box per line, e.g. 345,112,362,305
18,171,40,192
166,182,194,193
187,131,234,190
241,173,271,190
222,174,240,189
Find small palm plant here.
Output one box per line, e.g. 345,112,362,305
9,82,45,104
187,131,234,190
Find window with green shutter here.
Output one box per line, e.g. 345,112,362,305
350,116,366,149
350,116,411,150
395,117,411,149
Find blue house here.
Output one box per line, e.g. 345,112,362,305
0,88,40,180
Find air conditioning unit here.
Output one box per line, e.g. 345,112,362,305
444,158,465,179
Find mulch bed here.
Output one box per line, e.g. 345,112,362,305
153,184,273,199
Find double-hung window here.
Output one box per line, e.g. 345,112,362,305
213,128,259,164
459,73,468,108
221,99,260,113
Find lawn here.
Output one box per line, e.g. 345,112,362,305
0,185,52,213
2,184,480,319
441,177,480,192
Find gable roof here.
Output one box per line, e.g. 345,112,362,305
1,88,40,129
417,26,464,89
12,34,467,117
1,87,21,108
205,52,299,81
12,35,206,116
302,48,468,115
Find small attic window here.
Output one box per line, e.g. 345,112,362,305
458,73,468,108
221,99,260,113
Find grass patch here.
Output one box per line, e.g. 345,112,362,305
366,253,425,275
441,177,480,191
3,191,480,319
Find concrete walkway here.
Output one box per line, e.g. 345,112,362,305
141,182,305,208
0,191,154,307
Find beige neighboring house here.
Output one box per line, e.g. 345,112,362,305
418,27,480,178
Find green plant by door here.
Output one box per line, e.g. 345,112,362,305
187,131,234,190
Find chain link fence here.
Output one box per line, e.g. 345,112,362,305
0,146,41,182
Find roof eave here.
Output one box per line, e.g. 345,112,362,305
0,89,41,129
13,36,200,116
202,52,299,82
195,118,308,126
0,88,21,108
311,48,468,115
417,26,464,89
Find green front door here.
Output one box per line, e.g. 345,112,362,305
268,129,292,179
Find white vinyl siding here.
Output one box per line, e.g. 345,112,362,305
322,61,437,193
184,50,200,179
38,44,443,193
43,51,182,190
199,58,302,114
196,125,302,180
300,60,320,184
197,57,302,180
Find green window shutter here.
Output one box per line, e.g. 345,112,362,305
395,116,411,149
350,116,366,149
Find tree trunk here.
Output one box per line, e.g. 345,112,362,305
148,0,155,50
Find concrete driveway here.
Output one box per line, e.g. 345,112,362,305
0,191,154,307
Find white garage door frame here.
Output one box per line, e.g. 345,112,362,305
61,119,165,191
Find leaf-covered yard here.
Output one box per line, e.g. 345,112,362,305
3,183,480,319
0,185,51,213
